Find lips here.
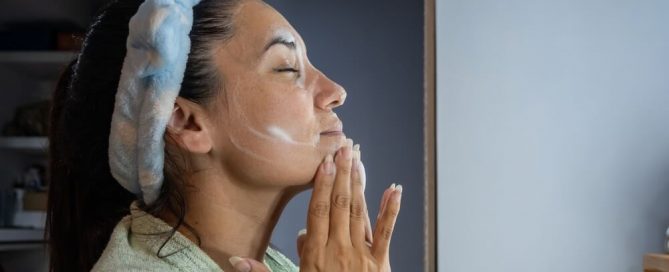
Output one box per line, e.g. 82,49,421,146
320,120,344,136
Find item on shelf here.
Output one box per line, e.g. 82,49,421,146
2,100,50,137
644,253,669,272
0,189,17,227
7,188,45,229
18,164,47,191
56,31,84,51
0,20,84,51
23,191,47,211
12,210,46,229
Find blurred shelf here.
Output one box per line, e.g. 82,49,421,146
0,51,76,80
0,228,45,252
0,228,44,242
0,137,48,154
0,51,77,63
0,243,44,251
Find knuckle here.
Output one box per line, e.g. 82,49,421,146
380,226,394,241
335,248,351,269
333,194,351,209
303,244,328,267
302,240,320,256
310,201,330,218
350,201,364,219
337,162,352,175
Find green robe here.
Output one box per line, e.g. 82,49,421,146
93,202,298,272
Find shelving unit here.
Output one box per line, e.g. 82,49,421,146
0,51,77,63
0,51,76,79
1,1,110,271
0,52,64,272
0,228,45,252
0,137,48,154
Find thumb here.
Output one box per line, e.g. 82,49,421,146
229,256,270,272
296,228,307,258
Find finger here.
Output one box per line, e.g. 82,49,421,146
371,184,402,260
360,159,374,244
296,228,307,258
229,256,271,272
329,139,353,242
377,183,396,221
306,154,335,245
350,145,366,248
365,202,373,244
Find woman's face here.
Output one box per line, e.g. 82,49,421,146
208,0,347,188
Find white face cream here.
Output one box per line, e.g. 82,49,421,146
266,125,297,144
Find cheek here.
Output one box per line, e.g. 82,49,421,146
218,82,328,185
223,127,328,186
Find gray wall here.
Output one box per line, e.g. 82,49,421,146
437,0,669,271
264,1,424,271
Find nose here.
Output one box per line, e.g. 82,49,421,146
314,70,347,111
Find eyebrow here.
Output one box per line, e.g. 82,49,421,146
263,36,297,52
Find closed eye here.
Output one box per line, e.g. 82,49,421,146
274,67,300,73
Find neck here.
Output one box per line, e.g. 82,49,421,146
161,169,302,271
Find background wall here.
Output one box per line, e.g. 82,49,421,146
436,0,669,271
264,1,424,271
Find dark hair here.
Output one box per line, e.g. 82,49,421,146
46,0,240,271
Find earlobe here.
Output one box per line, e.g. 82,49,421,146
166,98,214,154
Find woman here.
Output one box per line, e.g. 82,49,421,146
47,0,403,271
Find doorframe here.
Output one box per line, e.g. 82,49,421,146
424,0,436,271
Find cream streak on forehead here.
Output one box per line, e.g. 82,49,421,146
273,29,296,43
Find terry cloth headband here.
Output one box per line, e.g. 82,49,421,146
109,0,201,204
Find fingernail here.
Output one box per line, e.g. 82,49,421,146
353,143,360,152
297,228,307,237
324,154,335,175
229,256,250,272
395,185,403,203
390,183,396,190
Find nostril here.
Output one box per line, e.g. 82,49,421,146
333,87,347,107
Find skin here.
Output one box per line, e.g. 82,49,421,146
163,1,402,271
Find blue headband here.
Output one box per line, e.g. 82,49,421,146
109,0,201,204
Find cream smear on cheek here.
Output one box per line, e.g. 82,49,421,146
226,101,318,163
266,125,309,145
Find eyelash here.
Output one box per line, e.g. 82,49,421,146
275,67,300,74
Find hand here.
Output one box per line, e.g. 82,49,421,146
298,139,403,271
228,139,403,272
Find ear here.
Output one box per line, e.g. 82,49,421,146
166,97,213,154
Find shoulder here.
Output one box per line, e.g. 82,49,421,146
92,203,223,272
92,215,174,271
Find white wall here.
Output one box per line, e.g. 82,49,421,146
436,0,669,271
